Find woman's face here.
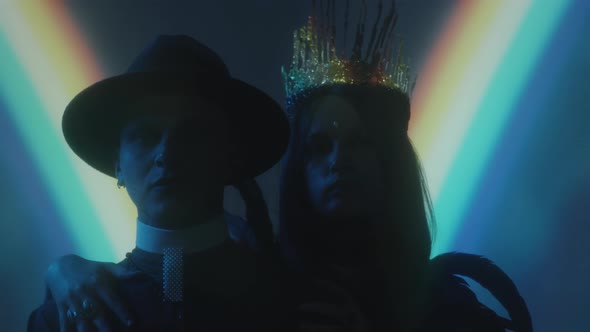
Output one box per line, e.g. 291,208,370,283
304,94,387,221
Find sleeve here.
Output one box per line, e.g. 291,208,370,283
27,299,60,332
426,252,532,331
224,210,258,249
419,274,507,331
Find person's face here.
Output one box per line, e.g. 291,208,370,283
115,94,230,225
304,94,386,221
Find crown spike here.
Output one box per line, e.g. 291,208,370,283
366,0,384,63
343,0,350,55
283,0,414,115
383,2,398,62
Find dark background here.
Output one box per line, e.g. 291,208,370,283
1,1,588,331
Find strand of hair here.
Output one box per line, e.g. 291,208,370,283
352,0,363,60
377,1,394,67
383,8,398,66
353,0,368,61
324,0,331,62
343,0,350,56
318,0,326,63
379,0,396,49
330,0,336,54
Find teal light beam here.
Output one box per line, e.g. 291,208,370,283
431,0,573,255
0,31,114,259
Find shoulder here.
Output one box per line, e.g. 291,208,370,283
416,252,523,331
225,211,259,249
418,274,506,331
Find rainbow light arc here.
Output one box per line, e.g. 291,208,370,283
409,0,572,255
0,1,135,261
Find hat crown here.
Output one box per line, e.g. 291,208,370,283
63,35,288,183
127,35,230,78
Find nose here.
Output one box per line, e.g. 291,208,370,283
153,129,182,168
154,153,165,167
328,142,343,173
328,139,357,174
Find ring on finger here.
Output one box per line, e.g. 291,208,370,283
66,308,78,324
80,298,98,319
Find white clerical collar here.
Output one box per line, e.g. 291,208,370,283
136,215,229,254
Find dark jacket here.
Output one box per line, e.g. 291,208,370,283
415,253,532,332
28,240,297,332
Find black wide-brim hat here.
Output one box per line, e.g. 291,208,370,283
63,35,289,184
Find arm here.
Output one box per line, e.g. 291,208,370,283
425,252,532,332
233,178,275,248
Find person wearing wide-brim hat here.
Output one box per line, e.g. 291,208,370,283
28,35,293,332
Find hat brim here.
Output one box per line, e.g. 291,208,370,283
62,72,289,184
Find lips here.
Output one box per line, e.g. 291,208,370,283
151,176,181,189
325,177,355,196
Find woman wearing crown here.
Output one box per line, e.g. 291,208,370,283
278,3,530,330
38,1,531,331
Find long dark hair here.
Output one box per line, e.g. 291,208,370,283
279,83,434,324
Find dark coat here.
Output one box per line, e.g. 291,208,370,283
28,240,297,332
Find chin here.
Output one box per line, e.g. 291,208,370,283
323,201,363,220
148,199,191,216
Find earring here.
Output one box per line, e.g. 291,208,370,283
154,153,164,167
329,159,336,172
117,179,124,189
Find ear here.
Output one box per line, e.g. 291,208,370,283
114,158,125,188
223,139,242,182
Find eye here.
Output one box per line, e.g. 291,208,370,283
307,134,333,157
124,126,161,146
340,131,366,148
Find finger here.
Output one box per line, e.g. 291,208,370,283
104,263,142,280
92,317,113,332
58,304,73,332
80,298,111,332
76,297,114,332
65,296,85,329
96,286,135,327
66,292,107,332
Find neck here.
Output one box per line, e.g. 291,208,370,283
136,214,229,253
305,214,382,270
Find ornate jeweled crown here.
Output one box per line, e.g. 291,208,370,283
282,0,414,114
